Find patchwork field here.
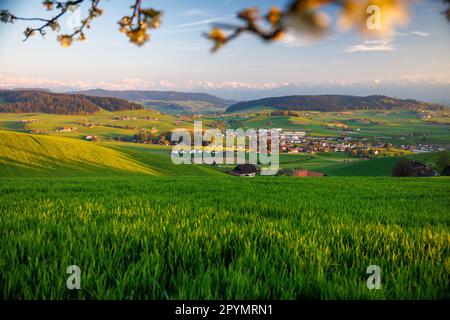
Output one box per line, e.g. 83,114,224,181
0,109,449,146
224,110,450,144
0,110,217,142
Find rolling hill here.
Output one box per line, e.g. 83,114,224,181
0,131,223,177
0,90,143,115
0,131,156,176
227,95,448,113
70,89,233,114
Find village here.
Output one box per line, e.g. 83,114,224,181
274,129,446,156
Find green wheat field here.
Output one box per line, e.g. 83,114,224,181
1,176,449,299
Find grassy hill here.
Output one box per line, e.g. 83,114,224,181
106,142,225,176
0,131,156,177
227,95,447,113
0,131,223,177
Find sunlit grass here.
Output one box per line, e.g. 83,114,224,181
0,131,157,176
0,176,448,299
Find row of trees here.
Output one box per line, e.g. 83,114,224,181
392,151,450,177
270,110,300,117
83,96,142,112
134,130,172,145
134,130,225,146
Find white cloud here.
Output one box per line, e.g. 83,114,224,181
186,80,279,90
278,33,306,47
176,15,235,29
0,74,66,89
395,30,430,37
0,74,158,91
161,15,235,35
159,80,177,88
345,39,395,53
182,8,210,17
410,31,430,37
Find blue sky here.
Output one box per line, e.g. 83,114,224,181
0,0,449,103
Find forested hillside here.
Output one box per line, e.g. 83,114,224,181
227,95,447,113
71,89,231,105
70,89,232,113
0,90,143,114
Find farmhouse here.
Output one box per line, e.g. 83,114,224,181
79,122,95,127
115,116,137,121
85,135,99,141
281,131,307,142
57,126,77,132
292,169,326,177
17,119,37,124
230,164,258,177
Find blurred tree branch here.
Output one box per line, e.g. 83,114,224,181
0,0,448,50
205,0,414,52
0,0,162,47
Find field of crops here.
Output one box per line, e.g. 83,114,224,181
0,110,215,142
225,110,450,144
1,176,448,299
1,109,449,145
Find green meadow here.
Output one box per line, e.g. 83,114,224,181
0,110,216,142
0,176,449,299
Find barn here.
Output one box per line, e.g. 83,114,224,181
292,169,326,177
230,164,258,177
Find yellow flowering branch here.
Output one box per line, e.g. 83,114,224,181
0,0,162,47
1,0,449,50
204,0,424,52
206,7,285,52
118,0,162,46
